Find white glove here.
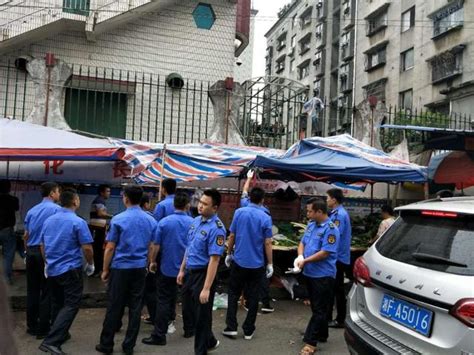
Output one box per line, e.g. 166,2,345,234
294,255,304,270
285,266,302,274
84,263,95,277
44,266,48,279
225,254,233,268
247,169,255,179
266,264,274,278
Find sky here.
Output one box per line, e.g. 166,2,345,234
251,0,289,77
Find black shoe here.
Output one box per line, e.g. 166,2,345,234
39,343,65,355
208,340,220,352
122,348,134,355
95,344,113,354
183,331,195,338
222,328,238,338
261,304,274,313
328,320,344,328
141,336,166,346
36,332,49,340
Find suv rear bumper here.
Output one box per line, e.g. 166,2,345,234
344,316,412,355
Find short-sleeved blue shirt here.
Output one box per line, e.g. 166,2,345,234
24,198,61,247
106,206,158,269
153,194,175,222
240,196,270,215
154,211,193,277
329,205,352,265
41,208,93,277
230,203,273,268
301,219,339,279
185,214,226,269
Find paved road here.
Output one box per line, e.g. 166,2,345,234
13,301,350,355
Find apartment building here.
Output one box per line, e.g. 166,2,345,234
265,0,356,136
354,0,474,117
0,0,251,143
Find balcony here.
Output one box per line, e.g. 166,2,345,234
0,0,168,52
313,49,325,78
427,45,465,84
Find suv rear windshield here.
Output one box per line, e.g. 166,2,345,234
376,211,474,276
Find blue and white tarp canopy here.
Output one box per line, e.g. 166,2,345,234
252,134,428,184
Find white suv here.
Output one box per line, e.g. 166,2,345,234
345,197,474,354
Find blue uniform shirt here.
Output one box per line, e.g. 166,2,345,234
240,195,270,215
41,208,93,277
185,214,226,269
106,206,158,269
24,198,61,247
329,205,352,264
153,194,175,222
301,219,339,279
154,211,193,277
230,203,273,268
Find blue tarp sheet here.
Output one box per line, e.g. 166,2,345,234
253,134,427,184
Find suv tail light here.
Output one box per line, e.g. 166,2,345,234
353,257,372,287
450,298,474,327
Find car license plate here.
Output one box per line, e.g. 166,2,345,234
380,294,433,337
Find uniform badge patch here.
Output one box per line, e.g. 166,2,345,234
328,235,336,244
201,230,207,236
216,235,225,246
334,220,340,227
216,220,224,228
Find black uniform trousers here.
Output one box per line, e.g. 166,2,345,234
182,268,218,355
226,263,264,335
26,246,51,334
151,274,178,340
327,261,353,324
42,268,83,347
303,276,335,347
99,268,146,352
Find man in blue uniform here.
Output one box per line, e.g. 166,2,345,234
90,185,112,275
24,182,61,338
142,191,193,346
296,198,339,355
96,186,157,355
223,187,273,340
153,178,177,222
177,189,226,355
240,171,273,313
326,188,352,329
38,189,94,355
0,180,19,285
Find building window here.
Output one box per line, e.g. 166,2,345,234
298,61,310,80
276,57,286,74
277,33,287,51
292,15,298,29
192,3,216,30
316,0,324,18
342,0,351,17
340,31,352,60
430,1,464,38
428,46,464,84
300,8,312,28
63,0,90,16
363,78,387,101
366,8,388,36
314,78,322,96
315,23,324,39
299,35,311,55
290,59,295,72
399,89,413,110
314,50,322,70
291,35,296,49
340,63,350,92
365,45,387,71
400,48,414,72
401,7,415,32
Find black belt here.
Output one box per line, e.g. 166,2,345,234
27,245,41,250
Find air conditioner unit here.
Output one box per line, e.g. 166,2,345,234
316,0,323,8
